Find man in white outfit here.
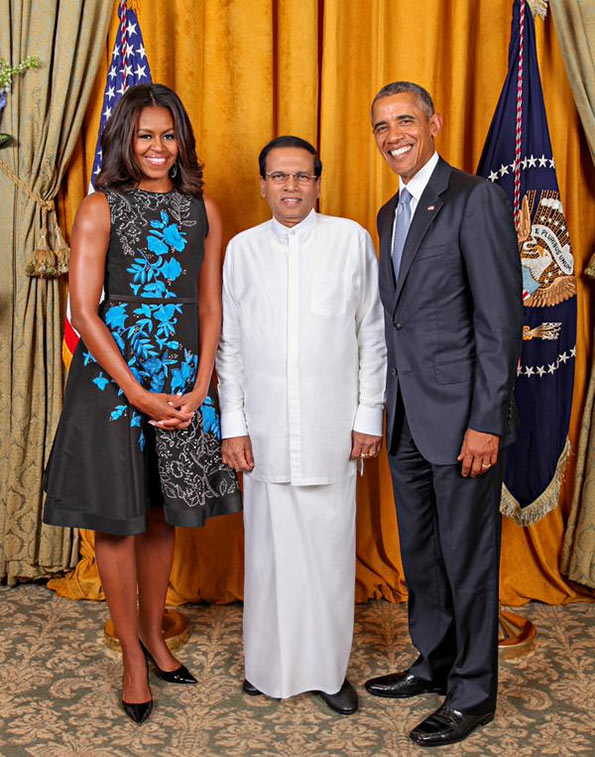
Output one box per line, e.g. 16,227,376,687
216,136,386,715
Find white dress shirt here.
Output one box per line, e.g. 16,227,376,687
391,151,440,247
217,209,386,485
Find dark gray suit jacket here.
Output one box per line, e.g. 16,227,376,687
378,156,523,465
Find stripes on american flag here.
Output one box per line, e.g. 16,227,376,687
62,0,152,368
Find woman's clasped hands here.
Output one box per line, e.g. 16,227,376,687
128,387,206,430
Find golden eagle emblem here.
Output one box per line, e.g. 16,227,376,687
517,190,576,308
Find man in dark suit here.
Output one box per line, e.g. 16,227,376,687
365,81,523,747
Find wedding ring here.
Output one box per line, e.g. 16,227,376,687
481,462,491,469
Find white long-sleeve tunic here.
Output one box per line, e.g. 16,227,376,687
216,209,386,485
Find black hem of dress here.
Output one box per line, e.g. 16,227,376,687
163,492,243,528
43,491,242,537
43,501,147,537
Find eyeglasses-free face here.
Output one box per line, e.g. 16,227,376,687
260,147,321,228
134,105,179,192
372,92,442,184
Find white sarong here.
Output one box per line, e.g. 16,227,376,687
243,475,356,698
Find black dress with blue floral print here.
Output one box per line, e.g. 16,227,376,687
43,188,241,536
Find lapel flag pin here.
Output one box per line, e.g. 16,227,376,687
427,205,436,211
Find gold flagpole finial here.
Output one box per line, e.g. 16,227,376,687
528,0,549,20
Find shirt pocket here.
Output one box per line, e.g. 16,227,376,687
310,273,348,316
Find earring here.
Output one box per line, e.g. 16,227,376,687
170,161,179,178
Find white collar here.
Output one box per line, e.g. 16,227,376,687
399,151,439,202
270,208,318,237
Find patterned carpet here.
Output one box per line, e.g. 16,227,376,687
0,585,593,756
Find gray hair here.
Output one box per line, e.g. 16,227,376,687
371,81,435,122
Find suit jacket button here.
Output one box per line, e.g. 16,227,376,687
391,368,397,377
396,322,403,330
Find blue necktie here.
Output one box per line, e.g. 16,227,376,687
392,187,412,281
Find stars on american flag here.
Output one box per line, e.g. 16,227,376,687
89,6,152,188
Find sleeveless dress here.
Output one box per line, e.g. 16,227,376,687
43,188,241,536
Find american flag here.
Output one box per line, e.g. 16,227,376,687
63,0,152,365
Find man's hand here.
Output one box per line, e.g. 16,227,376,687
457,429,499,478
350,431,383,460
222,435,255,472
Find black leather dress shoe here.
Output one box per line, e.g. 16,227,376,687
242,679,262,696
409,704,494,747
365,670,446,698
316,679,359,715
139,639,197,685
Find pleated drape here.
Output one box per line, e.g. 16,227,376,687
0,0,113,584
550,0,595,165
50,0,595,606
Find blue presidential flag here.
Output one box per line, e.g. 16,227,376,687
477,0,576,524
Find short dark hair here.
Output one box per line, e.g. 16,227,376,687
96,83,204,196
371,81,435,122
258,136,322,179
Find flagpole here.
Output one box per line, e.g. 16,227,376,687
105,610,190,653
497,0,538,659
499,608,537,658
476,0,573,657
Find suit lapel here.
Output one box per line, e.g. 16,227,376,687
393,158,451,310
380,193,399,293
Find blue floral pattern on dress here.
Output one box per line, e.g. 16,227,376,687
127,211,187,299
200,396,221,439
86,209,204,450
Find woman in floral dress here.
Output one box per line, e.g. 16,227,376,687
43,84,241,724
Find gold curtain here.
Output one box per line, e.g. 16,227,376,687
0,0,113,583
562,319,595,588
550,0,595,165
551,0,595,588
50,0,595,606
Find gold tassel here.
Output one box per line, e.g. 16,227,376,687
527,0,549,20
0,158,68,279
585,253,595,280
51,209,70,275
25,206,57,278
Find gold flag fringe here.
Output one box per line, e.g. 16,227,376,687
585,253,595,280
0,157,70,277
528,0,549,20
500,437,572,525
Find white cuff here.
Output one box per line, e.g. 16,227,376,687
353,404,383,437
220,409,249,438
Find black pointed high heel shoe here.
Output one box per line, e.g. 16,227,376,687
121,657,153,725
139,638,198,685
122,697,153,725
